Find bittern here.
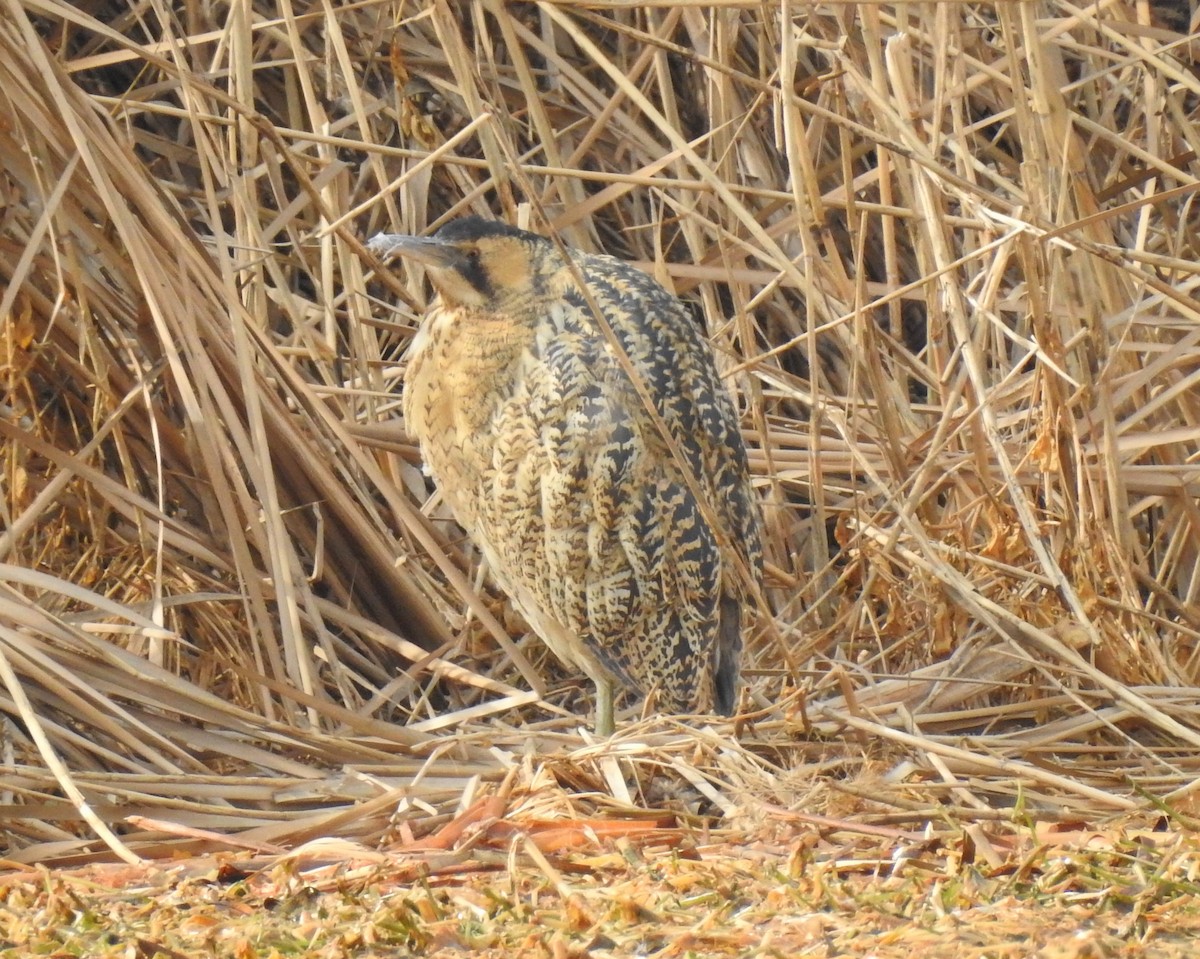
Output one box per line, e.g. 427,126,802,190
369,217,762,734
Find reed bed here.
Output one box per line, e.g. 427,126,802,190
1,0,1199,865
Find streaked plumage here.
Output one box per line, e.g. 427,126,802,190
369,217,762,733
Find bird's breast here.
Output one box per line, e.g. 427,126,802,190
403,304,538,512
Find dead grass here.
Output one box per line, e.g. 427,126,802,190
2,0,1200,872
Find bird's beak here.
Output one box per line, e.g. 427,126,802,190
367,233,461,269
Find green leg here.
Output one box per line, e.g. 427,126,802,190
594,676,614,736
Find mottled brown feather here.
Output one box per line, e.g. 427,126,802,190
375,217,763,718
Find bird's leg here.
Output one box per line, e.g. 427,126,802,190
594,676,615,736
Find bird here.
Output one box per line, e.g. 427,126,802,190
368,216,762,735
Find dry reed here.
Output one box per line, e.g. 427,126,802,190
1,0,1199,865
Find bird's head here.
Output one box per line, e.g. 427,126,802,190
368,217,550,312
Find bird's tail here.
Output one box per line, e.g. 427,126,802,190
713,595,742,715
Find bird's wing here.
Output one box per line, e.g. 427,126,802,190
570,256,763,584
462,253,760,709
507,314,723,705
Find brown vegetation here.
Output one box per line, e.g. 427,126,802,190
2,0,1200,876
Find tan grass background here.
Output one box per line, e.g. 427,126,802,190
2,0,1200,865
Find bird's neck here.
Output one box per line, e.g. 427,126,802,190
406,303,537,440
441,307,534,385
